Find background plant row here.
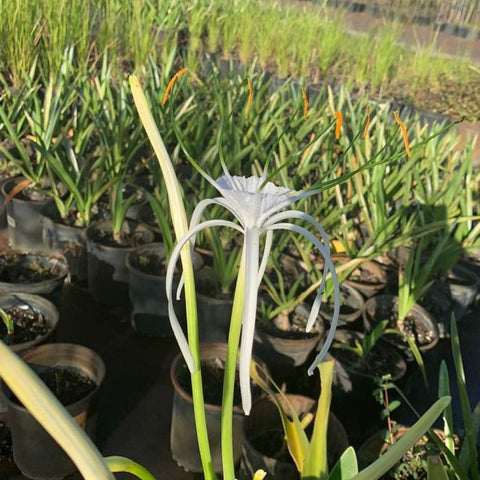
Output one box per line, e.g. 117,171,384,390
1,0,480,120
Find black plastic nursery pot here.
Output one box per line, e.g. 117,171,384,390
2,343,105,480
319,283,365,328
254,303,324,370
0,292,59,356
0,292,59,415
85,219,154,306
170,343,261,473
239,394,348,480
448,263,480,321
41,207,88,283
0,253,69,305
194,265,234,344
126,243,203,337
2,177,55,252
0,176,11,229
362,294,440,356
329,329,407,440
344,260,388,298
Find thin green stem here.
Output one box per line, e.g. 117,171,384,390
105,456,157,480
221,252,246,480
184,253,217,480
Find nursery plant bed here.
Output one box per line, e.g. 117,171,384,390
2,233,480,479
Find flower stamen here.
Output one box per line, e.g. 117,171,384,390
334,112,343,140
162,67,188,106
393,110,412,157
302,87,309,118
245,77,253,118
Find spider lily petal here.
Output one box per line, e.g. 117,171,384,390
239,228,261,415
166,219,243,372
258,230,273,286
267,222,340,375
175,198,237,299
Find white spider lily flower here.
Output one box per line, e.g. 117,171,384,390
166,169,340,415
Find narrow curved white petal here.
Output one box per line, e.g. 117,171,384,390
257,230,273,287
175,198,240,299
238,228,261,415
265,210,331,253
267,223,340,375
166,219,243,373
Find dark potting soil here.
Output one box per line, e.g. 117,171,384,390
367,303,435,347
0,421,13,463
177,357,241,405
0,307,49,345
13,184,52,202
11,366,96,407
130,252,166,276
0,255,58,283
250,428,292,463
44,206,92,228
177,357,261,406
348,265,382,285
89,228,150,248
333,345,404,379
321,301,359,317
259,310,321,340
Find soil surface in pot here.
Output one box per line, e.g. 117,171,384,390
258,304,321,340
44,205,99,228
177,358,261,406
250,428,292,463
0,255,58,283
332,342,404,379
10,366,96,407
89,228,150,248
367,303,435,348
130,252,167,276
12,183,52,202
0,307,49,345
348,265,383,285
0,420,13,463
321,299,359,317
250,421,337,469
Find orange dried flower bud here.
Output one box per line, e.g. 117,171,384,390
393,110,412,157
334,112,343,140
302,87,309,118
162,68,188,106
245,77,253,118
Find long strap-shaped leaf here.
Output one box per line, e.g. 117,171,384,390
352,396,451,480
328,447,359,480
451,316,480,479
250,361,310,472
303,361,335,479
